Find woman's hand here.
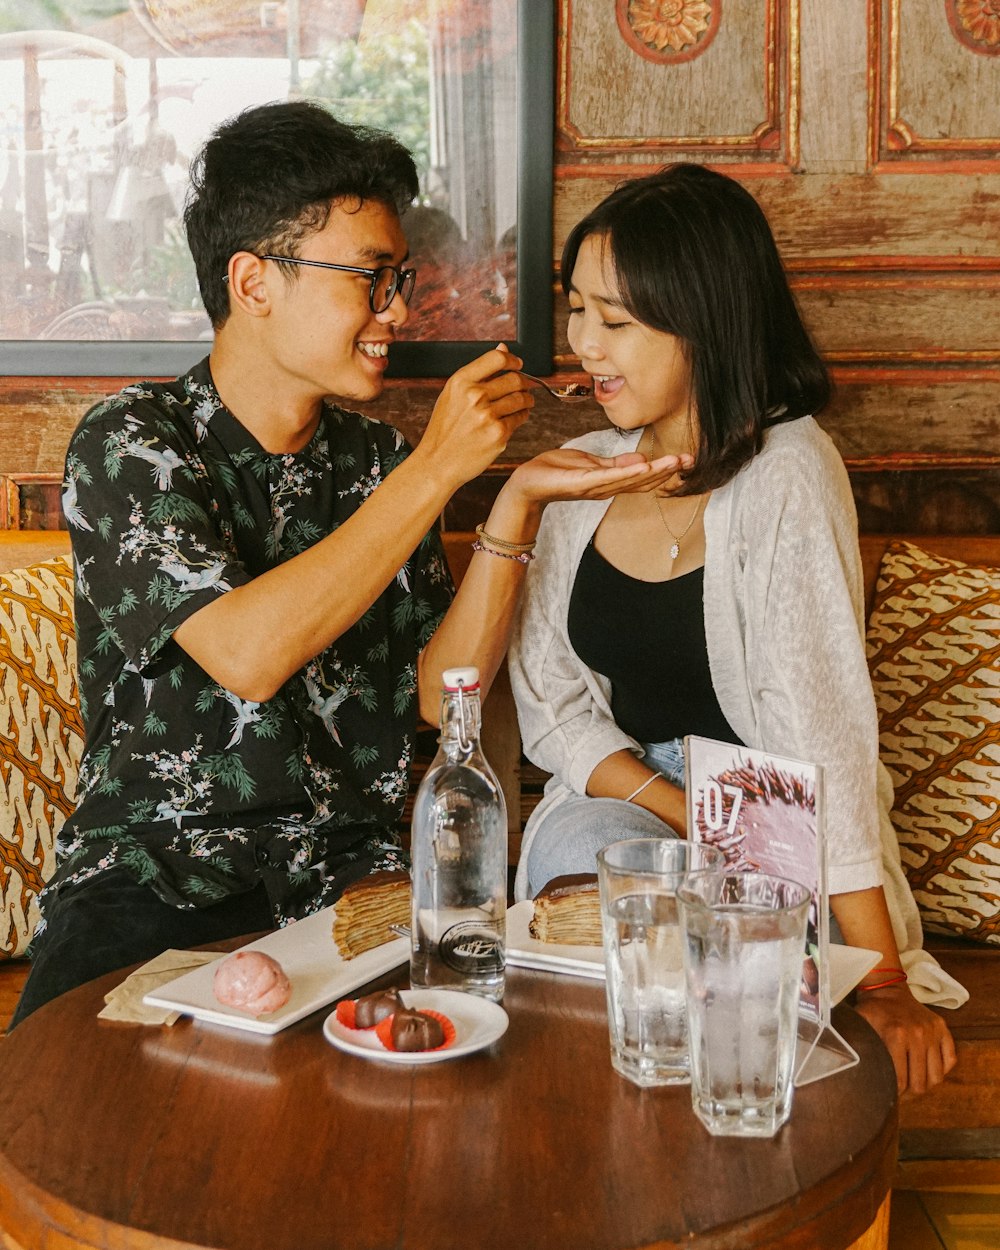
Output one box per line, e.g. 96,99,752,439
854,984,957,1095
506,446,694,507
830,885,957,1095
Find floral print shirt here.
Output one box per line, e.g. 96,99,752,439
43,357,453,929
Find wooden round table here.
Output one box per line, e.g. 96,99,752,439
0,953,897,1250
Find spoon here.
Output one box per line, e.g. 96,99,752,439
518,371,594,403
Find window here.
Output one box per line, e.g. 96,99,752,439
0,0,553,376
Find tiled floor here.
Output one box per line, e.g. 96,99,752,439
890,1189,1000,1250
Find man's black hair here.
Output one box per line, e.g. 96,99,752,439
184,100,419,328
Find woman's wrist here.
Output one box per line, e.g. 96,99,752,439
852,979,912,1007
857,965,909,993
627,774,688,836
483,478,544,546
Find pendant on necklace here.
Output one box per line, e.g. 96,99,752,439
669,541,680,560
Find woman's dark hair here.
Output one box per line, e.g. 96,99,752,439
184,100,419,328
560,163,831,493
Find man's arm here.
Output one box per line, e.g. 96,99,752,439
174,348,533,701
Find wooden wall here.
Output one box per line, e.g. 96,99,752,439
3,0,999,534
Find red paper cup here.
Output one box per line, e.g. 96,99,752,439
335,999,366,1030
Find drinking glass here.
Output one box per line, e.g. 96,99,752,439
678,871,811,1137
596,838,723,1088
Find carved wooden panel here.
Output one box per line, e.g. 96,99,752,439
794,276,1000,362
4,4,1000,537
3,374,999,534
850,464,1000,534
557,0,797,165
549,274,1000,365
555,171,1000,263
875,0,1000,163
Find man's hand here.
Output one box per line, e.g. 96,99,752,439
506,446,695,507
414,345,535,492
854,985,957,1095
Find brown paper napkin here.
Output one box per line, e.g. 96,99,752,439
98,949,221,1025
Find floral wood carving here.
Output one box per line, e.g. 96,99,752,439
615,0,721,65
947,0,1000,54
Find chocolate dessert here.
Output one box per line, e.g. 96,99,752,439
389,1007,445,1052
353,987,405,1028
529,873,602,946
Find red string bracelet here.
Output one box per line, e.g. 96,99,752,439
857,970,909,992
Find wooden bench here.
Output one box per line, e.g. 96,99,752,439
2,529,999,1188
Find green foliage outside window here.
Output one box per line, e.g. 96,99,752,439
303,18,431,188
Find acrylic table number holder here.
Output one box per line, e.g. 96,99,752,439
684,736,865,1086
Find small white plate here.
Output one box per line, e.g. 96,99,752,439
323,989,508,1064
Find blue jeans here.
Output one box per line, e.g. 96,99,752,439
525,738,685,898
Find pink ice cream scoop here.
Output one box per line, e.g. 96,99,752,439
213,950,292,1016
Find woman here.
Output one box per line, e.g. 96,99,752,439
508,164,960,1094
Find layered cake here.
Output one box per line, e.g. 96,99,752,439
528,874,601,946
333,869,411,959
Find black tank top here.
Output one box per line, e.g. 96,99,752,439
567,539,740,745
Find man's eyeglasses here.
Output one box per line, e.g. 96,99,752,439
250,254,417,314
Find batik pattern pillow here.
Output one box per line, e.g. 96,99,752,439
0,557,82,957
867,540,1000,944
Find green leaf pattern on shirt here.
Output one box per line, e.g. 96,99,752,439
38,357,453,932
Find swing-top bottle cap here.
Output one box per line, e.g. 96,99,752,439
442,666,480,692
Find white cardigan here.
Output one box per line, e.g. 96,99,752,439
508,418,966,1006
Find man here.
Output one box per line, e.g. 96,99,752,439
11,101,684,1027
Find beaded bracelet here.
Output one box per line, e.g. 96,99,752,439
625,772,663,802
474,522,537,554
471,539,534,564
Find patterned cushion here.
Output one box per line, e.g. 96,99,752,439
867,540,1000,945
0,558,82,957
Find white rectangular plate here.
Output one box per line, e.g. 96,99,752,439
505,900,604,980
506,900,880,1004
142,905,408,1035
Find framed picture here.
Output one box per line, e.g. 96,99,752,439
0,0,553,378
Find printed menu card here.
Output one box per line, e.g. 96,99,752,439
684,735,862,1085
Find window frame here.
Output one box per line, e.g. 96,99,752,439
0,0,553,379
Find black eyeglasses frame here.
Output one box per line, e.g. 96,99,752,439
249,254,417,314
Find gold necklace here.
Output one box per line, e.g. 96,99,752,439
647,426,703,562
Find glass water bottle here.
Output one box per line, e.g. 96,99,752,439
409,666,507,1001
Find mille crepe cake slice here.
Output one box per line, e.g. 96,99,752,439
529,874,602,946
333,870,411,959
